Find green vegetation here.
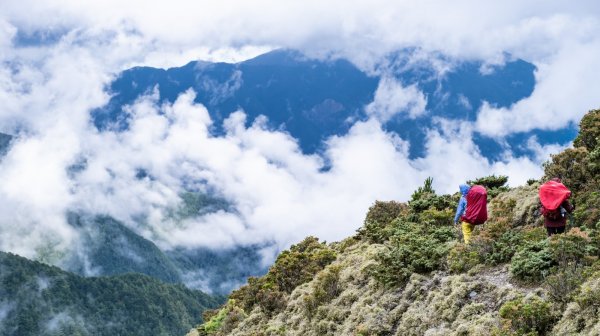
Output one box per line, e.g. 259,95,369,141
371,219,455,287
191,109,600,336
468,174,510,198
544,109,600,228
195,237,336,335
357,200,407,244
0,251,222,336
499,295,555,335
68,214,182,283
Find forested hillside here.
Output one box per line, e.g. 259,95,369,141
0,252,223,336
190,109,599,335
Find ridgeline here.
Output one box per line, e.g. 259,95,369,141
190,109,599,336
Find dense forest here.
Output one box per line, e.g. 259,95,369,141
190,109,599,335
0,251,223,336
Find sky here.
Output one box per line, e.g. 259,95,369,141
0,1,599,265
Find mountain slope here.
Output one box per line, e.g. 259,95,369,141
92,49,570,160
191,108,600,335
0,251,223,336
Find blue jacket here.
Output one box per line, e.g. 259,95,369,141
454,184,471,223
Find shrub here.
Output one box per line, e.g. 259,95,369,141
358,201,407,243
467,175,509,190
510,240,553,282
548,228,594,266
418,208,454,227
372,221,455,287
499,295,555,335
270,237,337,293
229,237,336,316
573,109,600,151
575,273,600,314
447,243,481,273
527,178,538,186
408,177,455,214
303,265,342,318
544,263,586,307
468,175,510,199
198,300,246,335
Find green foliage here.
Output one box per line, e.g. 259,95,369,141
544,263,586,307
228,237,336,318
410,176,435,200
574,271,600,314
467,175,509,190
270,237,337,293
447,243,481,273
543,109,600,228
371,221,455,287
68,214,182,284
408,177,455,214
358,201,407,243
509,228,596,284
499,295,555,335
548,228,595,266
198,300,246,335
573,109,600,151
0,252,222,336
543,147,593,192
467,175,509,198
510,240,554,282
303,265,342,318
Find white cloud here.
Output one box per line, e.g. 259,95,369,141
366,77,427,121
0,1,596,267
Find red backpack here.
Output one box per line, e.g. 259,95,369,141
461,185,488,225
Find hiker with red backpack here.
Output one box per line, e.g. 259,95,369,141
539,178,574,236
454,184,488,244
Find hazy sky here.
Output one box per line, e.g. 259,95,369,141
0,1,599,264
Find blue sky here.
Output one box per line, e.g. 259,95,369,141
0,1,599,265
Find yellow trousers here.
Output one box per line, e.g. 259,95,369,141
462,222,475,244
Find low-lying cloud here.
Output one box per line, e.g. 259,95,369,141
0,1,596,267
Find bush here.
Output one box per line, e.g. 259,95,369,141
510,240,553,282
447,243,481,273
468,175,509,190
468,175,510,199
358,201,407,243
573,109,600,151
303,265,342,318
544,263,586,307
548,228,594,266
408,177,455,214
575,272,600,314
198,300,246,335
499,295,555,335
372,221,455,287
229,237,336,316
543,147,593,193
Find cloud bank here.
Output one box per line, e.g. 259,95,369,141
0,1,598,265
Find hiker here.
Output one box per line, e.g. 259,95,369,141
539,178,574,236
454,184,488,244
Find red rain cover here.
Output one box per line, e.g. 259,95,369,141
462,185,488,225
539,181,571,210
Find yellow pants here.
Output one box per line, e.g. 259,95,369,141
462,222,475,244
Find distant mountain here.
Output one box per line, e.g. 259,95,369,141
66,214,183,284
63,203,268,295
0,251,223,336
0,133,12,156
93,49,576,159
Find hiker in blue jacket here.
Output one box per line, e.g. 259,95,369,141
454,184,472,243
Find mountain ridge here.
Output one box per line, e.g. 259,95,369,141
190,108,600,336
